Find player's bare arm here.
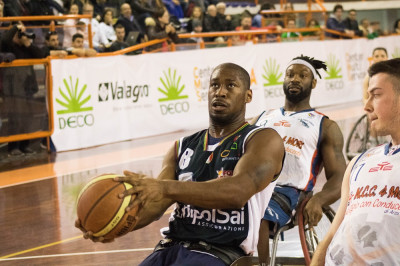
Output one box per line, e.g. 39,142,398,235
304,118,346,226
122,128,284,210
311,156,354,265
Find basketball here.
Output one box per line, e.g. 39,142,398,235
76,174,139,240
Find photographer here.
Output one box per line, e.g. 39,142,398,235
145,8,180,51
1,23,44,156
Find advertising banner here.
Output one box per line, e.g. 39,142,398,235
51,35,400,151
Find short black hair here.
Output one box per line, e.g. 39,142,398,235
372,47,387,56
213,63,251,90
72,33,84,42
369,58,400,94
291,55,327,79
333,4,343,13
45,31,57,41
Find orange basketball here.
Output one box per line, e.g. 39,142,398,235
76,174,139,240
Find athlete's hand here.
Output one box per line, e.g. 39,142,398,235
115,170,165,211
74,219,115,243
303,196,323,226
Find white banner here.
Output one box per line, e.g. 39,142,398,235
51,35,400,151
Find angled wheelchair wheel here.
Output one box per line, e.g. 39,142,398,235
345,114,370,161
297,200,335,265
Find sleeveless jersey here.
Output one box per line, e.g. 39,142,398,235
325,144,400,265
165,123,278,254
255,108,326,191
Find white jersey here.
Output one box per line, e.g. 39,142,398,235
255,108,326,191
326,144,400,265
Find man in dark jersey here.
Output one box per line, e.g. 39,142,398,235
77,63,285,265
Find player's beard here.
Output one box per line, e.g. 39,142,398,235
283,80,313,104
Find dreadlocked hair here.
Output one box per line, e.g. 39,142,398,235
292,55,327,79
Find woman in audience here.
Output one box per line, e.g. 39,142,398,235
99,8,117,44
186,6,203,33
63,3,80,48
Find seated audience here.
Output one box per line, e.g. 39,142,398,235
359,18,370,37
80,3,109,51
109,24,130,52
63,3,80,48
186,5,203,33
42,31,68,57
326,4,354,38
145,8,180,50
343,9,363,37
216,2,232,31
280,18,300,39
116,3,144,38
66,33,97,57
99,8,117,44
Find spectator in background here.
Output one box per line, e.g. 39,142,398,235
368,21,386,39
303,18,320,36
282,2,296,26
359,18,370,37
25,0,64,25
187,18,203,47
252,2,283,30
99,8,117,44
162,0,184,19
130,0,163,30
145,8,180,50
393,18,400,34
2,0,28,17
80,2,109,51
63,3,80,48
233,12,258,43
343,9,363,37
71,0,86,14
116,3,144,38
1,23,44,156
66,33,97,57
42,31,68,57
186,5,203,33
91,0,107,21
216,2,232,31
280,18,300,40
203,5,220,32
326,4,354,38
108,24,129,52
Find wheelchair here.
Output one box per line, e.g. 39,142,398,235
345,114,390,160
231,192,336,266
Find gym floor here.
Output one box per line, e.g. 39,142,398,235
0,101,364,265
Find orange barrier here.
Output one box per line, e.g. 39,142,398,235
0,15,93,48
0,58,53,148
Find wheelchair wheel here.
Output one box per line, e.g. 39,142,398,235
298,201,335,265
345,114,370,160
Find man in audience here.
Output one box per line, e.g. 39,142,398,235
216,2,232,31
1,23,44,156
42,31,68,57
343,9,363,37
80,3,109,51
109,24,130,52
326,4,354,38
116,3,143,39
67,33,97,57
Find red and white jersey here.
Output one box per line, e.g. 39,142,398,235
326,144,400,265
255,108,326,191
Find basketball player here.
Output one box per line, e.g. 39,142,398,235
253,55,347,265
311,58,400,265
77,63,285,265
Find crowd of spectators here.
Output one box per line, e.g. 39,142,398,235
0,1,398,57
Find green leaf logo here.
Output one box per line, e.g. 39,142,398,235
158,68,188,102
392,47,400,59
325,54,343,80
262,58,283,86
56,76,93,114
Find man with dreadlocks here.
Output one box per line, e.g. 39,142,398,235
252,55,347,265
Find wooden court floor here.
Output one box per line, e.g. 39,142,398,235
0,102,364,265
